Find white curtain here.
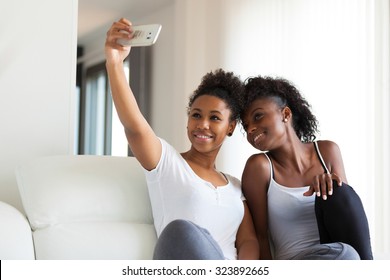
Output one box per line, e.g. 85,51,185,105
371,0,390,258
213,0,390,258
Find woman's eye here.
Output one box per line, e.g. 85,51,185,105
191,113,201,119
254,113,263,121
210,115,221,121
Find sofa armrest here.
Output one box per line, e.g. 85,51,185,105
0,201,35,259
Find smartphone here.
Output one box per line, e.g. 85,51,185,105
117,24,162,47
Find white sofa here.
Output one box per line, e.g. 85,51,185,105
0,155,157,260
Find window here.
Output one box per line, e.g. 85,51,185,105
82,62,112,155
76,47,151,156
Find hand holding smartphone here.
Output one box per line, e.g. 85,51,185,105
117,24,162,47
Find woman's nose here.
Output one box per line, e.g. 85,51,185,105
246,123,256,134
196,119,209,129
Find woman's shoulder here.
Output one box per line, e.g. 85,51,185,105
242,153,271,196
244,152,272,171
316,140,342,157
159,137,183,159
315,140,344,170
243,153,272,184
223,173,241,186
145,137,185,174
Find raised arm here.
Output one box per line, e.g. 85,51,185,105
105,18,161,170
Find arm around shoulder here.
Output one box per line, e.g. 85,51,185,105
317,140,347,183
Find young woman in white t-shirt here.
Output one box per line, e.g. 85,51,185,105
105,18,259,260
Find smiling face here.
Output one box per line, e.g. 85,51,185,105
242,97,289,151
187,95,236,154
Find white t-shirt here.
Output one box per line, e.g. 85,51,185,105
144,138,244,260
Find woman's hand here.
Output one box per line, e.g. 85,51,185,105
303,173,343,200
104,18,133,64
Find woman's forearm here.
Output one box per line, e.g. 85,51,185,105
106,61,148,134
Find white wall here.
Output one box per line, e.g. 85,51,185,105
0,0,78,212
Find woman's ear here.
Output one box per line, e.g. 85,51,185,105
228,120,237,136
282,106,292,122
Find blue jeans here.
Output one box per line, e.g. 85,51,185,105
153,219,225,260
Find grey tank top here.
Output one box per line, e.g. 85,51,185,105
265,142,329,259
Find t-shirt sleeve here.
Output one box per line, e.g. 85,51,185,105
143,137,177,183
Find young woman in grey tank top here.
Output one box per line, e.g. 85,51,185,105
240,76,373,260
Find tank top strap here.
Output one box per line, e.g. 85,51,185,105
263,152,274,179
313,141,330,174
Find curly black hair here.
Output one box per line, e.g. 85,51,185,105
188,69,244,122
241,76,318,142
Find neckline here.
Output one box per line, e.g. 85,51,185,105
265,141,329,188
179,153,230,189
271,176,309,190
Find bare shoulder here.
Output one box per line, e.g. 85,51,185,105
316,140,345,176
316,140,342,158
244,153,271,174
242,153,271,193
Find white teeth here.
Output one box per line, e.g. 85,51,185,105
254,133,263,142
196,135,211,139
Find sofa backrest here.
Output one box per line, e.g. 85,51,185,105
15,155,157,259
